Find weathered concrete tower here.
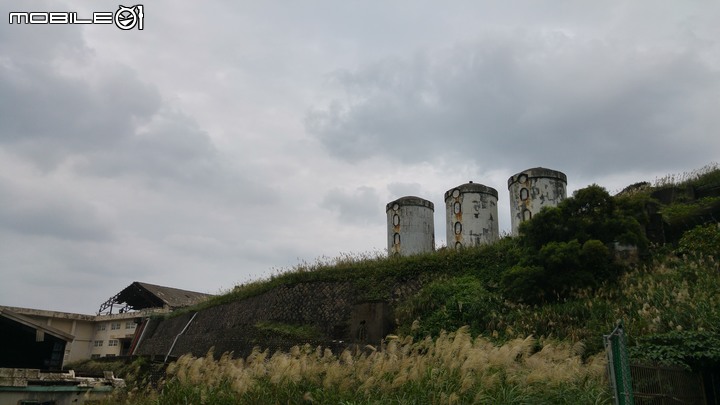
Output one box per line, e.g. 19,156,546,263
444,182,499,249
386,196,435,256
508,167,567,235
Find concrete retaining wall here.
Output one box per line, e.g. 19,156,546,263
135,279,422,359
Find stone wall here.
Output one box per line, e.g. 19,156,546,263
135,279,422,359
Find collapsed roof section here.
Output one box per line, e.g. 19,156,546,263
97,281,213,315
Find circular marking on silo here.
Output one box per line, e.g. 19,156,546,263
454,221,462,235
393,233,401,245
455,242,462,249
452,189,460,198
392,203,400,211
522,209,532,221
453,201,461,214
520,188,529,201
518,174,528,183
392,214,400,226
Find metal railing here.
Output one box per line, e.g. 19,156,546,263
630,364,706,405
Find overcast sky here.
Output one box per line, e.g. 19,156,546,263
1,1,719,314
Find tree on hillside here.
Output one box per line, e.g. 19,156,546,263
501,185,647,303
521,184,647,250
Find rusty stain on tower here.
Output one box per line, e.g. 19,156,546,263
508,167,567,236
444,182,499,249
386,196,434,257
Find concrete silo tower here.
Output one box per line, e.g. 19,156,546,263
444,182,499,249
386,196,435,257
508,167,567,235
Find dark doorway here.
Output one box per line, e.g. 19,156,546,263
120,338,133,356
0,314,67,370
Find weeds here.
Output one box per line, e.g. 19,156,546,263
108,327,609,404
103,165,720,402
653,162,719,189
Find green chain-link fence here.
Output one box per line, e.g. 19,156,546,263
604,321,634,405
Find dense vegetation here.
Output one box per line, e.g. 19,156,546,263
96,165,719,404
105,329,610,404
501,184,646,304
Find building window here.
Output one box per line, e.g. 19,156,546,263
111,322,121,330
126,322,136,329
108,339,119,347
91,354,100,359
94,340,103,347
523,209,532,221
454,221,462,235
96,324,106,331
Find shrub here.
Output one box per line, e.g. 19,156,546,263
630,330,720,369
397,276,502,338
503,185,646,303
501,238,619,304
500,265,546,304
677,222,720,258
520,185,647,251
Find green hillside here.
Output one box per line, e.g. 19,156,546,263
94,164,720,404
175,163,720,367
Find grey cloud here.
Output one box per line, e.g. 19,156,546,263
321,186,384,225
0,19,272,202
75,112,274,204
0,206,111,241
0,12,89,65
79,108,216,180
0,25,161,168
0,179,113,241
307,32,720,176
0,234,157,312
387,182,423,199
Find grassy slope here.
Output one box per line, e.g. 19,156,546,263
100,251,719,404
172,231,720,362
171,165,720,359
94,166,720,404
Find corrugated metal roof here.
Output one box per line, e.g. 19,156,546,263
116,282,212,310
135,282,212,308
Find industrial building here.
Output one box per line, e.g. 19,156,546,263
444,182,499,249
0,281,211,369
386,167,567,252
508,167,568,235
386,196,435,256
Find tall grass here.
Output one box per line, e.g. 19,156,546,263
98,253,719,403
109,327,610,404
485,254,720,356
653,162,720,189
